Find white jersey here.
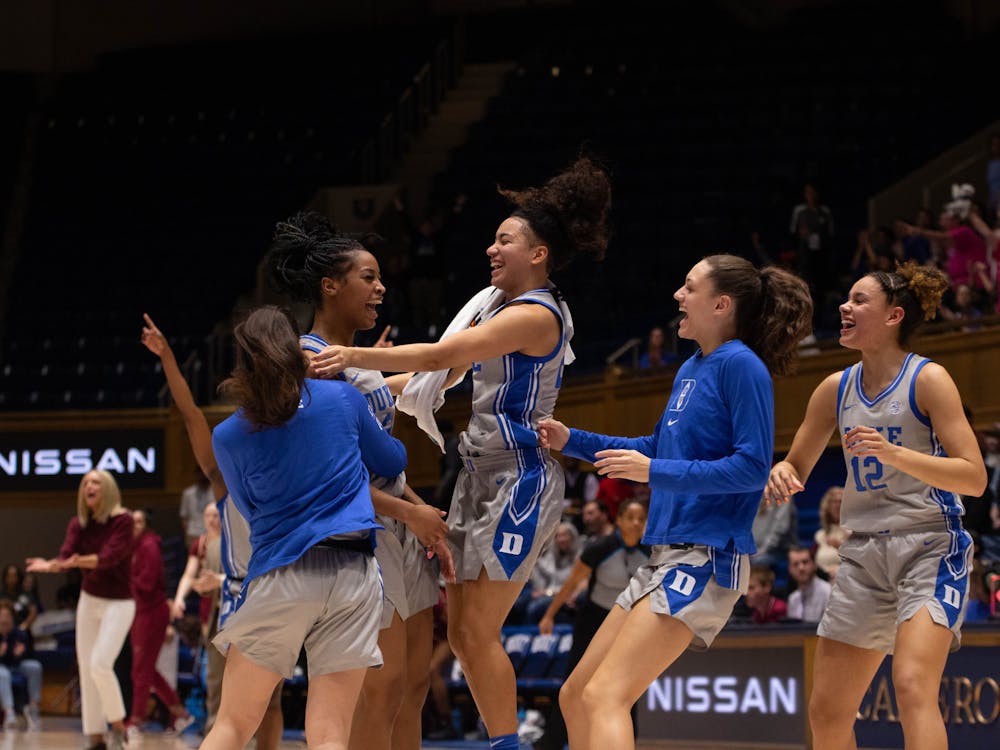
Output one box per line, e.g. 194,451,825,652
301,333,406,497
836,352,964,534
217,493,250,629
460,287,568,456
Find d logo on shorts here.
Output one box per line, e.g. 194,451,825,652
662,562,712,615
668,570,697,597
498,532,524,556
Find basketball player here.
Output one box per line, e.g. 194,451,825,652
140,314,284,748
310,156,613,750
267,212,451,750
538,254,813,750
766,261,986,749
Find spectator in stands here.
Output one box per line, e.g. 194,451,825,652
126,509,192,739
170,503,221,636
0,599,42,730
578,499,614,545
939,283,984,330
537,498,650,750
638,326,673,370
785,546,831,623
525,523,582,624
789,182,835,288
179,466,214,550
596,476,636,522
898,208,934,266
964,559,994,622
814,486,848,577
744,565,787,624
898,187,990,301
850,228,894,280
1,565,39,638
26,470,135,750
750,495,798,569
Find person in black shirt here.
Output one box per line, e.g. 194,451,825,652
537,499,649,750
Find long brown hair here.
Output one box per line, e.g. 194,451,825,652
221,306,307,430
703,254,813,377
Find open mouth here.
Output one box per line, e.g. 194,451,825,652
840,320,855,331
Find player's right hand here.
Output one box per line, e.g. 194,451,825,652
405,504,448,547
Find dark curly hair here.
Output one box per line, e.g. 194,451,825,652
497,156,612,271
869,260,949,345
267,211,382,306
703,254,813,377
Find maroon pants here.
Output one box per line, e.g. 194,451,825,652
129,601,181,724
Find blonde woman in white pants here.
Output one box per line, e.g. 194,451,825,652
28,470,136,750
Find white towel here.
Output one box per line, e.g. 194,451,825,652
397,284,575,451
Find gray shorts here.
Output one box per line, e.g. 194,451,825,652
213,544,383,678
375,517,440,627
402,527,441,616
818,528,973,654
616,544,749,650
448,449,564,582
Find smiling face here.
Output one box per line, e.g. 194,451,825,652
322,249,385,332
486,217,547,294
838,275,901,350
673,260,723,345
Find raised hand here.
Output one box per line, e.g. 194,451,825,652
373,325,394,349
140,313,171,358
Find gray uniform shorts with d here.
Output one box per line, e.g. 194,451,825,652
214,541,383,678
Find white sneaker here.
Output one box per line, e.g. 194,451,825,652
168,714,195,736
125,724,142,742
23,705,41,731
2,709,17,730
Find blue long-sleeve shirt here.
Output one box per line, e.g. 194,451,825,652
212,378,406,584
563,341,772,554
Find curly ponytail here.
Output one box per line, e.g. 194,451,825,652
497,156,612,270
869,260,948,345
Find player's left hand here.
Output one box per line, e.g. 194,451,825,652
843,425,897,464
593,449,650,483
140,313,171,357
311,345,354,377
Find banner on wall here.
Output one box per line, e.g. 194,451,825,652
637,645,806,745
0,430,164,491
855,642,1000,750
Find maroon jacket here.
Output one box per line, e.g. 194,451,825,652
131,529,167,612
59,512,134,600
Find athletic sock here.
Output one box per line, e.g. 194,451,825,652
488,732,520,750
